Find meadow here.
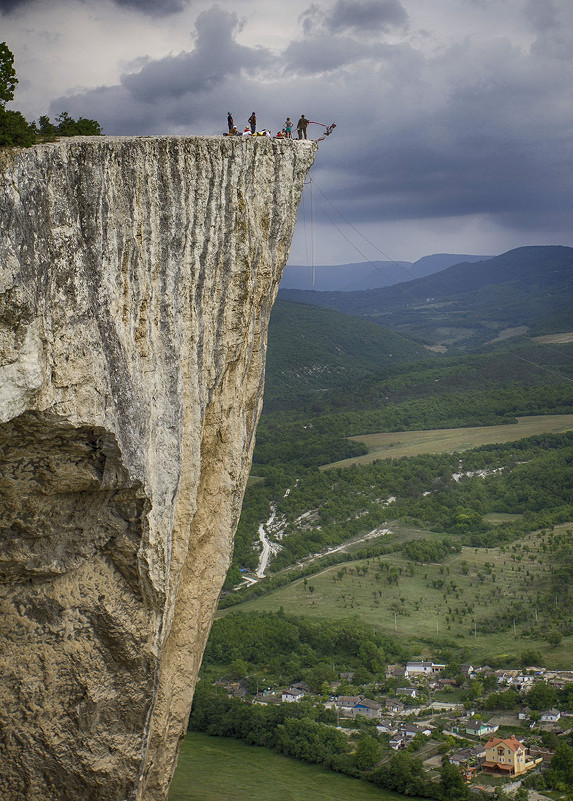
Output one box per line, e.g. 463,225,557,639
225,522,573,667
169,732,423,801
324,414,573,469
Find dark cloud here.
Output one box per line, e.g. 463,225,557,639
49,6,275,134
44,1,573,249
0,0,188,17
312,41,573,237
120,8,271,102
524,0,558,33
283,35,379,74
300,0,408,37
325,0,408,33
0,0,31,12
114,0,188,15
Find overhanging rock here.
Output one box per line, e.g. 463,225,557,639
0,135,317,800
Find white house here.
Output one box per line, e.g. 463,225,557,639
466,718,499,737
281,688,305,703
406,661,446,677
397,687,417,698
403,723,432,739
385,698,405,714
389,734,406,750
540,709,561,723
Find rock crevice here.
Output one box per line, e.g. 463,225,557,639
0,135,316,800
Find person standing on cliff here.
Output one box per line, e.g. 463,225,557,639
297,115,309,139
248,112,256,134
227,112,234,133
284,118,293,138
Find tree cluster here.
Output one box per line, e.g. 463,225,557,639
0,42,102,147
232,430,573,580
189,682,469,799
202,610,402,686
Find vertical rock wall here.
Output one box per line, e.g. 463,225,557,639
0,136,317,800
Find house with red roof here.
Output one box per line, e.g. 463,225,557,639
482,735,542,776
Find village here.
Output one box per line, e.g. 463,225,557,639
215,659,573,797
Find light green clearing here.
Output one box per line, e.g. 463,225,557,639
533,332,573,344
485,326,528,345
483,512,522,524
324,414,573,469
169,731,422,801
228,524,573,667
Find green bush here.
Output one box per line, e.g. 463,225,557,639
0,106,35,147
53,111,102,137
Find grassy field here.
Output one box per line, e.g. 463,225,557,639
533,332,573,344
225,523,573,667
323,414,573,469
169,732,423,801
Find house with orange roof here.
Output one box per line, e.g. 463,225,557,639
482,735,542,776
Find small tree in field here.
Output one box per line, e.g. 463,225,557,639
547,629,562,647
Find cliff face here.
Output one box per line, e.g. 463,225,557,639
0,136,317,800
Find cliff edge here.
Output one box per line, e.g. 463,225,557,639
0,135,317,800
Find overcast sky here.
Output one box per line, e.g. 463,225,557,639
2,0,573,263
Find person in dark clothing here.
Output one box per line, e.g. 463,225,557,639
227,112,234,132
297,115,309,139
248,112,256,134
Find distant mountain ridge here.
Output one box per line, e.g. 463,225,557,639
280,253,490,291
279,246,573,352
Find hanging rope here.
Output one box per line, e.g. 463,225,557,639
295,177,573,385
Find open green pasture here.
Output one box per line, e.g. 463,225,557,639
169,732,421,801
226,524,573,666
324,414,573,469
533,332,573,344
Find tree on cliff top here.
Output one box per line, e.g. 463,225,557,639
0,43,103,147
0,42,18,107
0,42,36,147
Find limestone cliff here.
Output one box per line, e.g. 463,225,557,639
0,135,317,800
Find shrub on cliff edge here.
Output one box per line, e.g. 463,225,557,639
0,106,36,147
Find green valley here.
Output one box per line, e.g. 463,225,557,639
173,246,573,801
221,523,573,667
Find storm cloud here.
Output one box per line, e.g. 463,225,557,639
0,0,30,11
120,8,273,102
49,7,276,134
4,0,573,260
300,0,408,36
0,0,189,16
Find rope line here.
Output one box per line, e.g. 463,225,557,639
294,177,573,386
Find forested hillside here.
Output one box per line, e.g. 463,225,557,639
186,250,573,800
264,300,432,407
279,246,573,351
258,339,573,463
221,250,573,661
